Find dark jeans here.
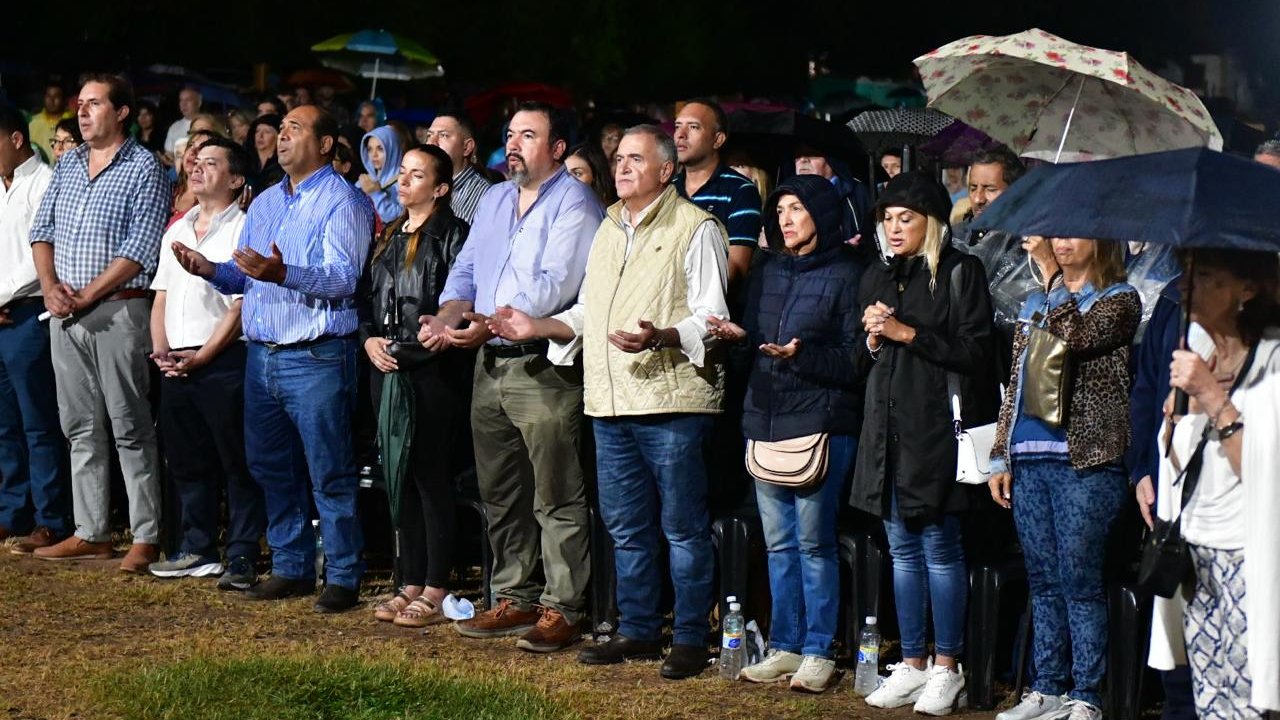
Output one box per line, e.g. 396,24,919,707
159,343,264,560
0,300,70,535
594,413,715,646
370,359,466,588
245,337,364,590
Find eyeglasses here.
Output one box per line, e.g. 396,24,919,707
50,138,78,149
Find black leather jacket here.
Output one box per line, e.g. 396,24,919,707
358,207,469,368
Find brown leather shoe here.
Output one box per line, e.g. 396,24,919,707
516,608,581,653
33,535,113,561
119,543,160,573
454,598,540,639
9,527,61,555
0,525,13,542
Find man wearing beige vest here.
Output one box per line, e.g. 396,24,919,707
489,125,730,680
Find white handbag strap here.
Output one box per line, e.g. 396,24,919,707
947,373,963,431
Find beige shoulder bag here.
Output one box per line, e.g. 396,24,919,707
745,433,830,489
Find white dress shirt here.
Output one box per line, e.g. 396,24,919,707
164,117,193,157
548,195,729,367
0,155,53,306
151,202,245,348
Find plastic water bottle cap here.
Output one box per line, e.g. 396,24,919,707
865,615,877,625
729,602,741,612
726,595,737,603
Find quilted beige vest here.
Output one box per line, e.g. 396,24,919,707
580,185,727,417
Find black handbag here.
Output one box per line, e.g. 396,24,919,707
1136,344,1256,598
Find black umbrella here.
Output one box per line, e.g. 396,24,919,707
727,109,867,179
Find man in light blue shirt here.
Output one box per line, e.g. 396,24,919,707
421,102,603,652
173,105,374,613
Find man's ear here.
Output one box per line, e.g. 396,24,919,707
552,137,567,162
117,105,131,125
320,135,335,158
462,137,476,162
660,160,675,185
712,130,727,151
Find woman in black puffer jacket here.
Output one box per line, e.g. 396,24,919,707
709,174,863,692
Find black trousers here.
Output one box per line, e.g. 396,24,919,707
370,357,468,588
159,343,265,560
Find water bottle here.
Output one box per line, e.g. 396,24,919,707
854,615,881,696
719,599,746,680
313,519,325,583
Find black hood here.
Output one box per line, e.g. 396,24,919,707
763,174,846,255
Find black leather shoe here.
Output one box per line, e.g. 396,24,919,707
314,583,361,613
660,643,709,680
577,634,663,665
244,575,315,601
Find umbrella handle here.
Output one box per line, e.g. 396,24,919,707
1173,255,1194,417
1052,76,1087,164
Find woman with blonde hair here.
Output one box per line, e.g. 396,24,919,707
852,172,1001,715
988,237,1141,720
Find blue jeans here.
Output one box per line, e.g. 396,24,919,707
0,301,69,535
755,434,855,658
245,338,364,590
594,414,715,646
1012,458,1127,708
883,488,967,658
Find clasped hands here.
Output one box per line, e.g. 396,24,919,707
862,302,913,350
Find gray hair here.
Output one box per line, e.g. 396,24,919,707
1255,140,1280,159
623,124,677,166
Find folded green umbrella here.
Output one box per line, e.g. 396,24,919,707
377,370,414,528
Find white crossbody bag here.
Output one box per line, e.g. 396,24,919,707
949,374,997,485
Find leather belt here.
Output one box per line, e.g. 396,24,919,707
102,289,150,302
260,334,352,352
483,341,548,358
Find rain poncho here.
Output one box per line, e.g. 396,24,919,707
359,125,404,223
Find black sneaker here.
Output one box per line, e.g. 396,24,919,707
217,556,258,591
314,583,361,613
244,574,315,601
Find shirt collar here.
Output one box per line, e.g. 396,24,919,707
183,201,242,232
454,164,477,183
283,164,334,198
13,154,45,180
620,191,666,228
497,164,568,205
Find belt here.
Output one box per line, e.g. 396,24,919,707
102,289,150,303
483,341,548,358
259,334,352,351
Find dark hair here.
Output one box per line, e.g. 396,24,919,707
434,111,477,139
683,97,729,135
45,81,66,94
0,103,30,146
310,108,341,160
54,117,82,144
970,146,1026,186
194,135,250,181
880,147,904,160
256,95,286,116
513,101,569,158
567,142,616,206
373,143,455,268
1180,248,1280,347
81,72,135,121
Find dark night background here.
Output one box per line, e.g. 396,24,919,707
4,0,1278,119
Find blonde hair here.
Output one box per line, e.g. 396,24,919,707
921,216,947,293
1086,238,1127,289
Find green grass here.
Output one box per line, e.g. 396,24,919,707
90,655,579,720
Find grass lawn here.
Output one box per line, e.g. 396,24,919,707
0,548,1000,719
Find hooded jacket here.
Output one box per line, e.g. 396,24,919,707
850,173,1002,521
359,125,405,223
741,175,865,441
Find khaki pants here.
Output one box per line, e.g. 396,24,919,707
470,349,590,622
49,298,161,544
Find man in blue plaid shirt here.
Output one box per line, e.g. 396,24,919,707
28,74,170,573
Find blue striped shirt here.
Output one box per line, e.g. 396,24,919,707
673,163,762,247
210,165,374,344
29,138,170,289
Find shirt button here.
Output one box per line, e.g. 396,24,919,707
888,398,896,408
891,433,900,444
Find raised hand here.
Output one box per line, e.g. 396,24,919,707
232,243,287,284
760,337,801,359
707,316,746,343
488,306,539,342
417,314,451,352
445,312,494,349
172,241,216,279
609,319,663,354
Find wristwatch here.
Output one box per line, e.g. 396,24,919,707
1208,419,1244,442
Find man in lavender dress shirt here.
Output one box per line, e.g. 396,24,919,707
420,102,603,652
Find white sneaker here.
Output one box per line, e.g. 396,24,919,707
996,691,1072,720
913,663,966,716
865,659,931,708
789,655,836,693
1064,699,1102,720
739,649,802,683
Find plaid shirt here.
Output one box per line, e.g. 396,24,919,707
29,138,170,290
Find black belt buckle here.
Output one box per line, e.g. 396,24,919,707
484,341,547,359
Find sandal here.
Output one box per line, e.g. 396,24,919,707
373,591,415,622
393,595,448,628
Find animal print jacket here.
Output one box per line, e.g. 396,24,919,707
992,287,1142,471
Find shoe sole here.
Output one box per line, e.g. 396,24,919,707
659,667,706,680
314,602,360,614
914,690,970,716
866,690,925,709
516,636,581,653
217,579,256,591
790,679,834,693
741,672,795,684
577,652,662,665
150,563,224,579
454,623,537,639
34,553,113,561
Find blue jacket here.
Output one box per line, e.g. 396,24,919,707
741,175,865,441
1126,279,1182,485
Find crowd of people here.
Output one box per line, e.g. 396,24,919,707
0,71,1277,720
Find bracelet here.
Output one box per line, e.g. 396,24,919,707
1209,398,1235,429
1208,417,1244,442
866,335,881,359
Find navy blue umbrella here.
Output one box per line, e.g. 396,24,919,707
971,147,1280,252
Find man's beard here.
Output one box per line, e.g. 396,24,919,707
508,153,529,186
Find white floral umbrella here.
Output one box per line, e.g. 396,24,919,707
914,28,1222,162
